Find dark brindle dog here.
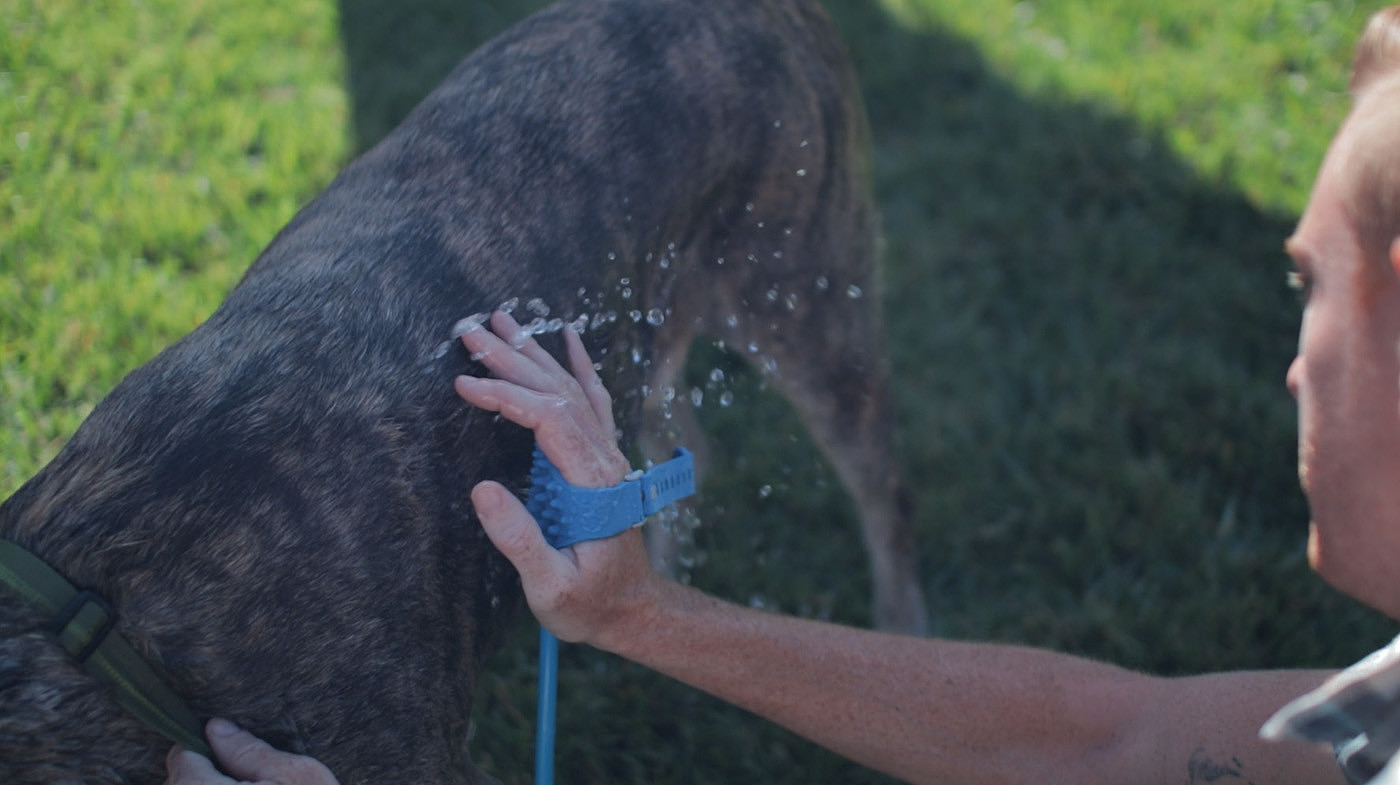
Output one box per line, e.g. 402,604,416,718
0,0,924,782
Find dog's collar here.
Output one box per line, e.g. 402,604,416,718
0,537,213,758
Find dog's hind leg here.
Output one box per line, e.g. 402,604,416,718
718,289,928,636
635,324,712,577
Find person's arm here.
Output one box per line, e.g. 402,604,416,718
459,312,1347,785
601,581,1339,785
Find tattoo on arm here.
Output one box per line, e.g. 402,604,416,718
1187,747,1256,785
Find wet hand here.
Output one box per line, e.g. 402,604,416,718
454,312,659,648
454,311,629,488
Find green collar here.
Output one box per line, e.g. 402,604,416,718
0,537,213,758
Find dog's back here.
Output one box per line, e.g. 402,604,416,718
0,1,914,782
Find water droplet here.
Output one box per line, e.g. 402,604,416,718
772,250,783,260
765,287,779,302
773,120,782,129
662,386,676,403
745,202,755,212
659,257,670,269
784,293,798,311
569,314,589,332
690,387,704,406
621,286,633,300
646,308,666,326
709,368,726,383
796,168,807,177
498,297,519,314
846,284,863,299
726,314,739,328
629,310,642,322
546,318,564,332
761,356,778,374
526,298,550,317
758,484,773,499
716,256,725,266
747,341,759,353
815,275,829,291
432,340,452,360
450,313,489,338
607,252,617,261
632,348,643,364
799,139,809,148
719,391,735,407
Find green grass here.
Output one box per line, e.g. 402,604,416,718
1,0,348,486
3,0,1398,783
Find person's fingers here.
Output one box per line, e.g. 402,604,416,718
456,311,630,487
458,314,556,391
164,746,222,784
453,375,554,430
564,327,616,435
455,369,626,488
495,310,576,386
206,719,336,784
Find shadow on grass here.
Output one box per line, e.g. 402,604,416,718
335,2,1394,783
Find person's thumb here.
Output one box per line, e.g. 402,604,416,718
471,481,559,581
206,719,335,783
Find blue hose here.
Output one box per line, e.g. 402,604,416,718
535,627,559,785
526,445,694,784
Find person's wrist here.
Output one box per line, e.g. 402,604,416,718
589,565,676,657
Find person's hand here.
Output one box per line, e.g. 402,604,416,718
454,311,630,487
454,311,662,649
164,719,338,785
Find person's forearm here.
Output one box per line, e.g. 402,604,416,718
600,580,1139,784
599,580,1342,785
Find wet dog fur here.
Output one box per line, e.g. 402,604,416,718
0,0,925,782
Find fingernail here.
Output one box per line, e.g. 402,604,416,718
472,482,501,514
207,718,239,738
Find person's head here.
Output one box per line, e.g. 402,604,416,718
1286,6,1400,619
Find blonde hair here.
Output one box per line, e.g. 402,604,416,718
1340,6,1400,267
1351,5,1400,92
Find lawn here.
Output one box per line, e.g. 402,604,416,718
3,0,1396,782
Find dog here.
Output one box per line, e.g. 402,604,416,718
0,0,925,782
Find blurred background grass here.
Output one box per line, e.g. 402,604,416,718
3,0,1397,782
